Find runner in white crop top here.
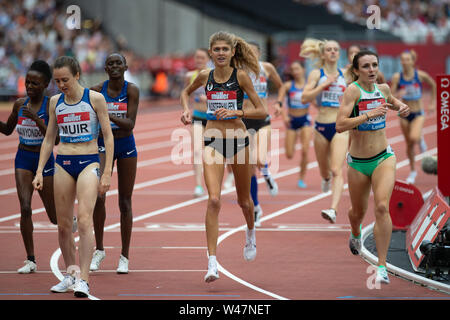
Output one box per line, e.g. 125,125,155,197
32,56,114,298
300,38,348,224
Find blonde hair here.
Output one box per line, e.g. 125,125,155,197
299,38,339,68
402,49,418,65
209,31,259,76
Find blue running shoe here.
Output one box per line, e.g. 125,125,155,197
297,180,307,188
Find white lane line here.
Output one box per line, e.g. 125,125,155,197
48,142,436,300
0,121,437,221
0,170,193,223
215,148,437,300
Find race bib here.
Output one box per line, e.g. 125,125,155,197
16,116,44,145
322,84,345,105
107,102,127,129
57,112,93,143
357,99,386,131
401,83,421,100
207,91,237,115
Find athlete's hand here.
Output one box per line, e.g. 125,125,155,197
397,102,410,118
181,110,192,125
32,172,43,191
21,105,38,121
214,108,234,120
368,103,390,119
273,103,282,117
322,74,338,88
98,173,111,195
283,115,291,128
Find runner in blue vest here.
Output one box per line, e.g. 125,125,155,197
301,38,348,223
275,61,313,189
89,53,140,274
0,60,57,274
390,50,436,184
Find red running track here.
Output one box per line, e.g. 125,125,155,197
0,95,448,301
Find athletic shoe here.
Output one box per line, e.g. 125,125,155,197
321,209,336,224
223,173,234,189
297,179,307,188
349,225,362,255
72,216,78,233
406,171,417,184
321,178,331,193
194,185,204,197
90,249,106,271
243,228,257,261
419,137,427,153
51,274,76,293
204,258,219,283
264,175,278,196
73,279,90,298
376,266,390,284
17,260,37,274
254,204,263,227
116,255,129,274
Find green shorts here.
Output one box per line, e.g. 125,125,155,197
347,146,395,177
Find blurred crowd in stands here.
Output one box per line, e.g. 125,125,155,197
0,0,197,100
1,0,449,101
296,0,450,43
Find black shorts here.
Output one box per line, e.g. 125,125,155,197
204,137,250,158
193,116,208,128
242,115,271,134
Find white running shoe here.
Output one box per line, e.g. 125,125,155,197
223,173,234,189
264,175,278,196
116,255,129,274
419,137,427,153
376,266,390,284
17,260,37,274
90,249,106,271
406,171,417,184
51,274,76,293
243,228,257,261
73,279,90,298
204,257,219,283
72,216,78,233
321,209,337,224
194,185,204,197
254,204,263,228
321,178,331,193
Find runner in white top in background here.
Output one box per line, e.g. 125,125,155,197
300,38,348,224
242,41,283,227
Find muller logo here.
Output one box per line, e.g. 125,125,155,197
211,92,229,100
63,113,82,122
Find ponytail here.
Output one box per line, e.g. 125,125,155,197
209,31,259,76
300,38,340,68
